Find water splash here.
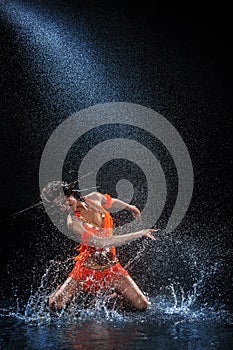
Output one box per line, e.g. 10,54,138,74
148,260,232,325
164,279,203,314
0,258,127,325
1,224,232,329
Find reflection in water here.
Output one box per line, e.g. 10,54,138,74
1,307,233,350
61,323,138,350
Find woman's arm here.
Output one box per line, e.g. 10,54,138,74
85,192,141,219
68,214,156,248
67,214,84,242
111,198,141,219
88,228,156,248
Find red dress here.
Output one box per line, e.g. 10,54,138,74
68,194,129,293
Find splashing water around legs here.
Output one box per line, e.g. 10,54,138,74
1,231,228,322
1,228,233,350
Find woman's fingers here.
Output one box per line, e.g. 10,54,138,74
143,229,158,240
147,233,156,240
131,206,141,220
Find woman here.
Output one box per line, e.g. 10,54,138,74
42,182,156,311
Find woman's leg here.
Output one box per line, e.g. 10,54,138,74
113,274,149,310
49,277,82,310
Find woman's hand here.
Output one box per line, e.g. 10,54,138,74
142,229,158,240
128,204,141,220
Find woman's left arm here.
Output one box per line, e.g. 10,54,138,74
111,198,141,219
85,191,141,219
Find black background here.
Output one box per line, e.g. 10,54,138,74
0,1,232,298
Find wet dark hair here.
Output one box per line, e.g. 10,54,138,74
62,182,85,202
41,180,85,203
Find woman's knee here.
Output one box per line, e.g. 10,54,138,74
135,296,149,310
48,294,64,310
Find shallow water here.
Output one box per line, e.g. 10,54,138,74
1,286,233,350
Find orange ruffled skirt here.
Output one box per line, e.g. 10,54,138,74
69,260,129,293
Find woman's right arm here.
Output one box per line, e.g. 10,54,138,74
88,228,156,248
68,214,156,248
